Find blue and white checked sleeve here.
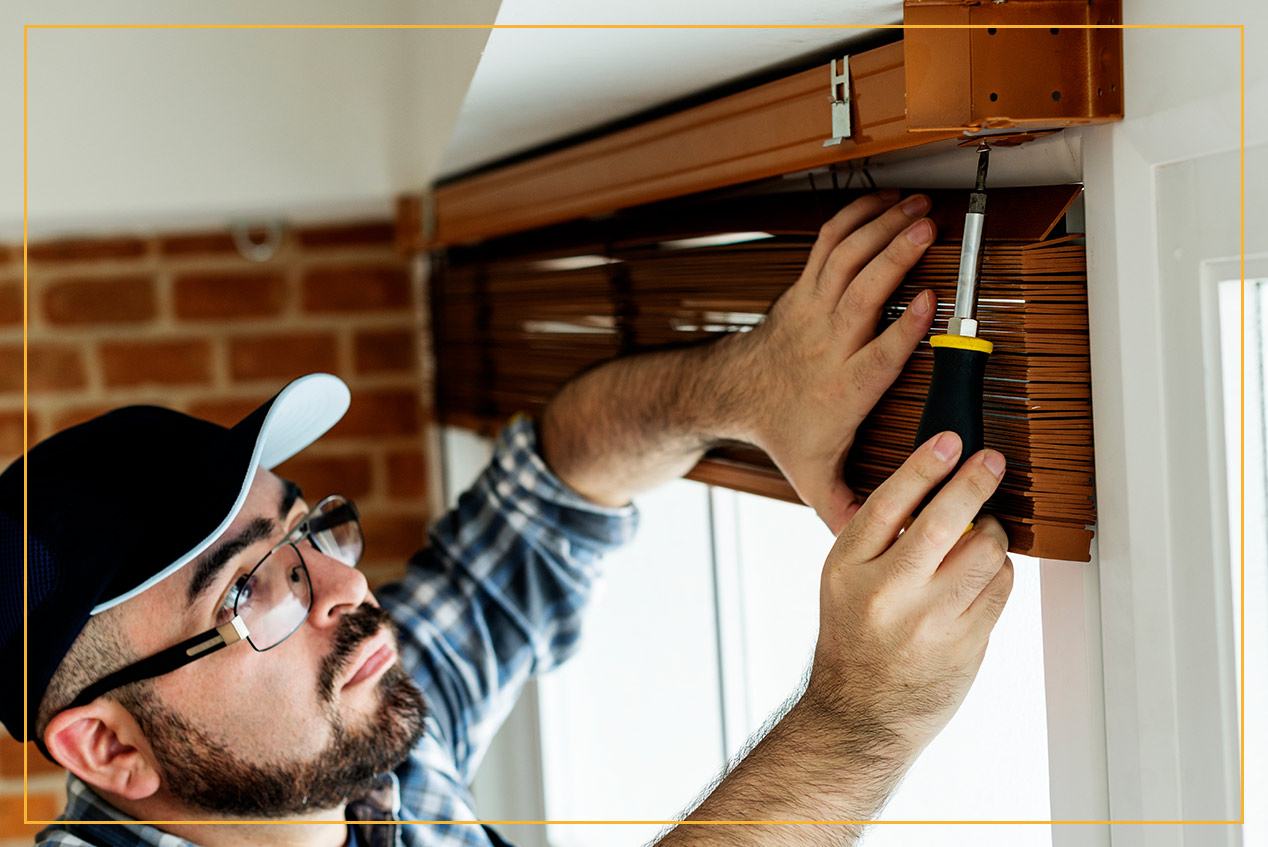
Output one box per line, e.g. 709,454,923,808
377,415,638,799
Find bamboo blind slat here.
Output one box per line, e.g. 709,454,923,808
432,185,1096,561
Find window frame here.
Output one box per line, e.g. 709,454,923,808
1079,82,1262,847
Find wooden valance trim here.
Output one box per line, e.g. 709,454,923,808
432,41,964,247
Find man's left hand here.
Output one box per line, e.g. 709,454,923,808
726,189,937,534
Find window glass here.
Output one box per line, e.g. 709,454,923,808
714,489,834,752
1220,276,1267,838
536,479,724,847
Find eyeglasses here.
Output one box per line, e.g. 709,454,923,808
64,495,362,713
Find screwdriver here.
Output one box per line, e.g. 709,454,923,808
914,142,994,502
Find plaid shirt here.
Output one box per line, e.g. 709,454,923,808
37,417,639,847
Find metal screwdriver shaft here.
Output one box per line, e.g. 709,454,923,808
914,143,995,499
949,143,991,338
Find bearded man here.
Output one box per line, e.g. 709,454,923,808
0,191,1013,846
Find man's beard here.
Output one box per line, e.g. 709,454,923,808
122,604,427,818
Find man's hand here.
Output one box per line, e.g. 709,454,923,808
540,189,936,513
728,189,937,533
657,433,1013,846
805,431,1013,758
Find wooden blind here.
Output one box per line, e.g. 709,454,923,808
432,182,1095,561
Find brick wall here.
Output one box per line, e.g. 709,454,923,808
0,218,436,841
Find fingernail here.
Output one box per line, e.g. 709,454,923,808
901,194,930,216
984,450,1006,479
906,219,934,245
911,289,932,316
933,432,960,461
876,188,900,202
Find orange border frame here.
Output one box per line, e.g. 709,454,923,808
19,20,1248,833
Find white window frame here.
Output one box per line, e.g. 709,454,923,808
1077,19,1264,844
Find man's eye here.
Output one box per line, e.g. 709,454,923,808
216,575,251,623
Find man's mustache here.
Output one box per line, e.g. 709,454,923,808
317,603,395,703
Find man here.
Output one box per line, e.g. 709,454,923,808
0,191,1013,846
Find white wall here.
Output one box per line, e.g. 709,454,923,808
4,0,499,239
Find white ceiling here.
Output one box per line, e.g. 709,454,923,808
5,0,497,239
438,0,903,178
3,0,904,239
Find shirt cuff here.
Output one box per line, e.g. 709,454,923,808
489,414,638,552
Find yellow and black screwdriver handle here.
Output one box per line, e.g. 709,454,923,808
914,333,993,484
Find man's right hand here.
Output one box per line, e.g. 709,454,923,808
805,430,1014,762
658,432,1012,845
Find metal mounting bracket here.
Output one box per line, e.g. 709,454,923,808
823,56,852,147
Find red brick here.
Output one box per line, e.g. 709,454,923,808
329,390,422,438
0,791,63,836
99,339,211,387
27,236,147,263
173,271,286,320
43,274,156,325
0,280,23,325
158,230,239,255
296,220,394,249
0,733,63,778
302,265,411,313
159,225,282,257
186,395,271,428
229,332,338,381
386,448,427,498
359,511,427,563
0,344,86,394
274,453,373,501
0,409,28,458
354,329,416,374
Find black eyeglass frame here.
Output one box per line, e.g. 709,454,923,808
62,497,361,713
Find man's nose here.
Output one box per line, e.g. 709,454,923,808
304,546,371,625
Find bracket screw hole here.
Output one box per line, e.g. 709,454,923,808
988,27,997,35
1050,27,1060,34
990,92,999,102
1052,91,1061,101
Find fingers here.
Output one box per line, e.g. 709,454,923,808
819,195,932,307
842,290,936,417
930,515,1011,613
830,431,963,563
892,449,1006,577
964,554,1014,636
803,189,900,286
830,217,937,351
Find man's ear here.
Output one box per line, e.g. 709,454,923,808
44,700,160,801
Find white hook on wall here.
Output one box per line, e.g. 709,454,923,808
230,218,286,262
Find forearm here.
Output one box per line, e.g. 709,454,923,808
540,334,756,507
656,696,911,847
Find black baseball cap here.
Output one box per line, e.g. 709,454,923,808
0,373,350,744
